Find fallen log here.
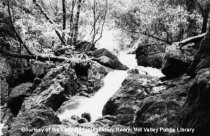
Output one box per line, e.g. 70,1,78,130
179,33,207,48
0,49,90,65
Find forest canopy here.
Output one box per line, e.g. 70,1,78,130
0,0,209,56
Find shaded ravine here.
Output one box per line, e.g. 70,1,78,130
58,52,164,122
58,70,128,122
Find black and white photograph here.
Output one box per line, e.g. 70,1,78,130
0,0,210,136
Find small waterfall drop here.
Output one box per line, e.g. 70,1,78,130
0,123,4,136
58,51,164,122
58,70,128,122
118,51,164,78
118,52,137,69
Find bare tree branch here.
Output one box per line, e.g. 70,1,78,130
93,0,108,44
33,0,66,46
122,27,172,45
7,0,33,55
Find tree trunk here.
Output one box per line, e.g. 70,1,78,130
7,0,33,55
73,0,82,45
202,9,209,33
69,0,75,45
62,0,66,43
186,0,197,37
62,0,66,30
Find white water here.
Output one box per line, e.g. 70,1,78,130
58,51,164,122
0,123,4,136
118,52,137,69
58,70,128,122
118,52,164,78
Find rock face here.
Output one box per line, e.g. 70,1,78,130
90,48,129,70
187,31,210,77
0,78,9,105
8,82,33,116
102,74,156,126
162,56,190,78
5,63,77,135
8,107,61,136
23,63,78,111
76,61,110,96
181,68,210,136
31,60,52,78
162,43,192,78
5,60,112,136
0,55,11,105
75,41,96,52
102,71,191,136
135,45,164,68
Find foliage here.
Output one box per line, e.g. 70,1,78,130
110,0,203,50
0,0,207,54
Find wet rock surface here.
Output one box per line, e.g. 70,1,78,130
8,82,33,116
161,43,192,78
136,44,164,68
2,59,112,136
102,71,192,136
90,48,129,70
180,68,210,136
187,32,210,77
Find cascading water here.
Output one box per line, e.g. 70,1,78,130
0,123,4,136
118,52,164,78
58,51,164,122
58,70,128,122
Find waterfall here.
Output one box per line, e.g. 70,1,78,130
58,51,164,122
58,70,128,122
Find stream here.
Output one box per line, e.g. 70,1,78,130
58,52,164,122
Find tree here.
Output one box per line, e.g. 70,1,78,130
33,0,66,46
69,0,76,45
62,0,66,42
89,0,108,45
194,0,210,33
72,0,82,45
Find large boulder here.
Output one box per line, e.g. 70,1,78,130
0,55,11,105
4,63,78,136
8,82,33,116
75,61,110,96
90,48,129,70
22,63,78,112
137,53,164,69
31,60,52,78
133,76,191,136
8,107,61,136
0,78,9,105
135,44,164,68
180,68,210,136
103,73,161,126
102,69,191,136
75,41,96,52
161,43,192,78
